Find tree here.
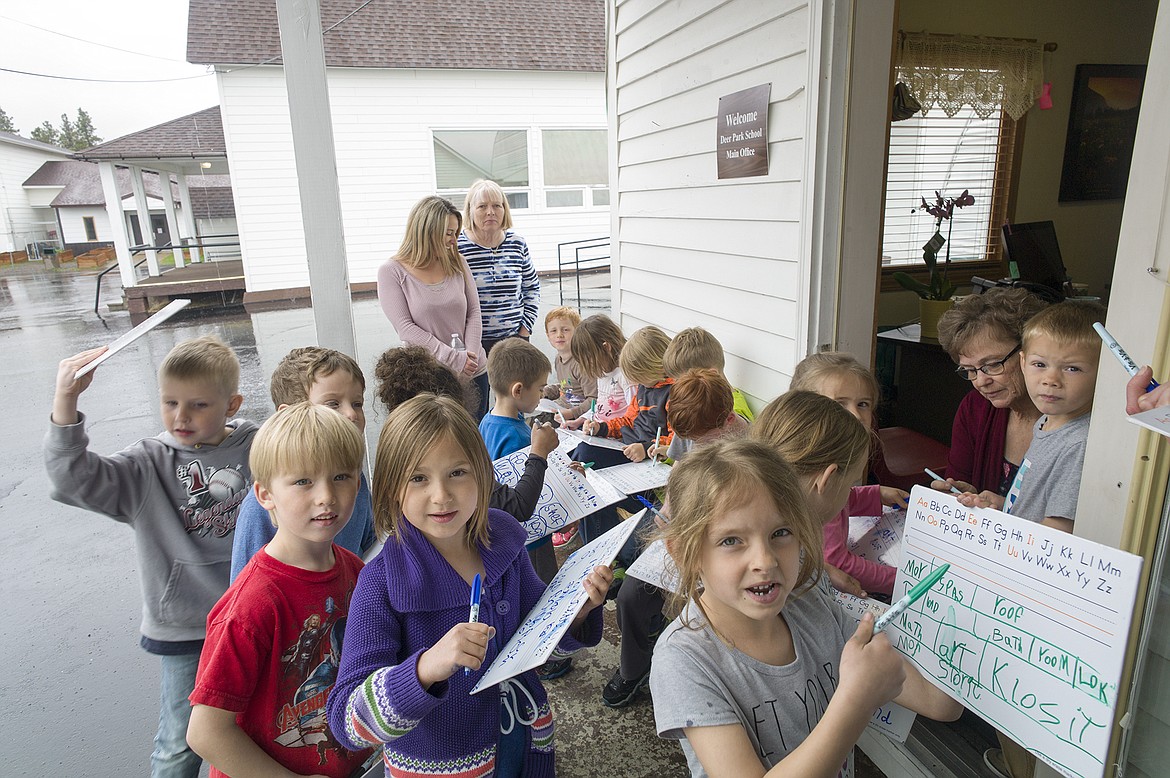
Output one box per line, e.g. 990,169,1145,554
28,108,102,150
72,109,101,149
0,107,16,134
30,121,58,145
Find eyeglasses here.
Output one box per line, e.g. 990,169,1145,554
955,345,1021,381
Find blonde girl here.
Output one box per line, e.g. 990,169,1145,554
649,436,961,778
565,314,632,429
327,395,611,778
790,353,909,597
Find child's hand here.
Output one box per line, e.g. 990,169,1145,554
416,622,496,688
567,461,586,476
956,490,1004,511
542,384,562,400
572,565,614,629
563,416,586,431
531,422,558,459
826,564,867,598
838,613,906,709
582,419,602,436
623,442,647,462
880,486,910,509
52,347,108,425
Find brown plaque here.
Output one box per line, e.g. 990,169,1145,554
717,84,771,179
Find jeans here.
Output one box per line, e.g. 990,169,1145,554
151,653,202,778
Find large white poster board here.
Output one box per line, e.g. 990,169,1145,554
892,486,1142,778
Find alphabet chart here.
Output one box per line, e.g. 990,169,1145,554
890,487,1142,778
492,448,623,543
833,592,916,742
472,514,643,694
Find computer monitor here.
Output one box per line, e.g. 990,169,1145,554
1001,221,1069,297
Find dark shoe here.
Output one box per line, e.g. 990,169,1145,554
983,748,1010,778
602,667,650,708
536,657,573,681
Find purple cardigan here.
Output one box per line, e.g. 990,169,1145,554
326,509,601,778
947,390,1010,494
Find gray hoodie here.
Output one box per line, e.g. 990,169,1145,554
45,413,259,644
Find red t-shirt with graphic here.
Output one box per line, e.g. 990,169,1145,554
191,546,371,777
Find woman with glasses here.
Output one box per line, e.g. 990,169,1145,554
934,287,1049,496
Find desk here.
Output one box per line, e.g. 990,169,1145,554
875,324,971,445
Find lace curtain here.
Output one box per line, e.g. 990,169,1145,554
897,32,1043,120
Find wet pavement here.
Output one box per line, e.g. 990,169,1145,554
0,260,608,776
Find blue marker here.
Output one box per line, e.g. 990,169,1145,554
1094,322,1159,392
465,573,482,676
634,494,668,524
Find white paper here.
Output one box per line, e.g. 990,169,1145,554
847,508,906,568
591,459,671,494
833,592,917,742
471,513,644,694
74,299,191,379
1126,406,1170,437
558,426,628,451
626,539,680,593
888,486,1143,778
492,448,624,543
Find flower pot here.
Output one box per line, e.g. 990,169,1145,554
918,298,954,340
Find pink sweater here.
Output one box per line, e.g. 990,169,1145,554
377,258,486,374
822,485,896,596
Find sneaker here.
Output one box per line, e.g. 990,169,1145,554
983,748,1010,778
536,657,573,681
602,667,650,708
552,524,579,547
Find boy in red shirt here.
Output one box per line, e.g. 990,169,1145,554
187,403,373,777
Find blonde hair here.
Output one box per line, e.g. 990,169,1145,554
660,438,823,627
269,347,365,408
250,402,365,490
662,327,725,377
1021,299,1108,353
571,314,627,378
158,335,239,397
790,352,879,405
750,390,870,479
668,368,733,438
395,196,465,277
544,306,582,330
371,394,493,547
619,326,672,386
486,338,551,395
463,179,513,233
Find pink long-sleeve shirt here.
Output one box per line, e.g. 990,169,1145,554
822,484,896,596
377,257,486,375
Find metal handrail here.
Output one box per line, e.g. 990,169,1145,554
92,236,242,314
556,237,610,306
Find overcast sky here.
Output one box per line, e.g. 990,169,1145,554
0,1,220,143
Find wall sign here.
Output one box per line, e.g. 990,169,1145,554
717,83,771,179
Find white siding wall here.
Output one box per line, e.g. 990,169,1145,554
59,205,113,244
195,217,241,260
0,141,70,253
609,0,816,407
216,67,610,293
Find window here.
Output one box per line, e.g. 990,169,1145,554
433,130,529,209
82,216,98,242
543,129,608,208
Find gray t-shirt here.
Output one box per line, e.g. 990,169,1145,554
650,585,856,778
1007,413,1090,524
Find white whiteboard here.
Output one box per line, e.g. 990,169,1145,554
891,487,1142,778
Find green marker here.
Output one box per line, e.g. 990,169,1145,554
873,563,950,633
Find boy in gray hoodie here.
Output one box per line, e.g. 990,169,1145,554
45,335,258,778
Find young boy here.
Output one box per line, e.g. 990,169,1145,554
230,347,376,581
661,326,753,422
45,335,258,777
187,403,372,777
664,368,751,461
541,306,597,421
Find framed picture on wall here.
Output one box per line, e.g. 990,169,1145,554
1058,64,1146,202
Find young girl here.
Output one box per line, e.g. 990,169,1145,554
790,353,909,597
326,395,612,777
650,436,961,778
564,314,632,430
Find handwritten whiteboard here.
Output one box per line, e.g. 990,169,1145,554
833,592,917,742
890,486,1142,778
492,449,622,542
471,513,644,694
847,508,905,568
592,459,671,494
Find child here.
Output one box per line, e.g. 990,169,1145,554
650,437,962,777
791,353,909,597
541,306,597,421
479,338,560,585
661,326,753,422
231,347,376,580
45,335,258,777
326,395,612,777
662,368,750,461
564,314,632,430
582,325,674,463
958,300,1104,533
187,403,372,777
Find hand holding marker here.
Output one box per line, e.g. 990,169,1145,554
465,573,482,676
873,563,950,633
925,467,962,495
1094,322,1159,393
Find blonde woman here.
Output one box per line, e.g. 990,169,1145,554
378,196,489,418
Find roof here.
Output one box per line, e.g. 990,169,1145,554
0,131,71,156
188,186,236,220
22,160,174,207
187,0,604,72
73,107,225,160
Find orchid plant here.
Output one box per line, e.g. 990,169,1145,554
893,189,976,301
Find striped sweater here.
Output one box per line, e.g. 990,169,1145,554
326,509,601,778
458,230,541,341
